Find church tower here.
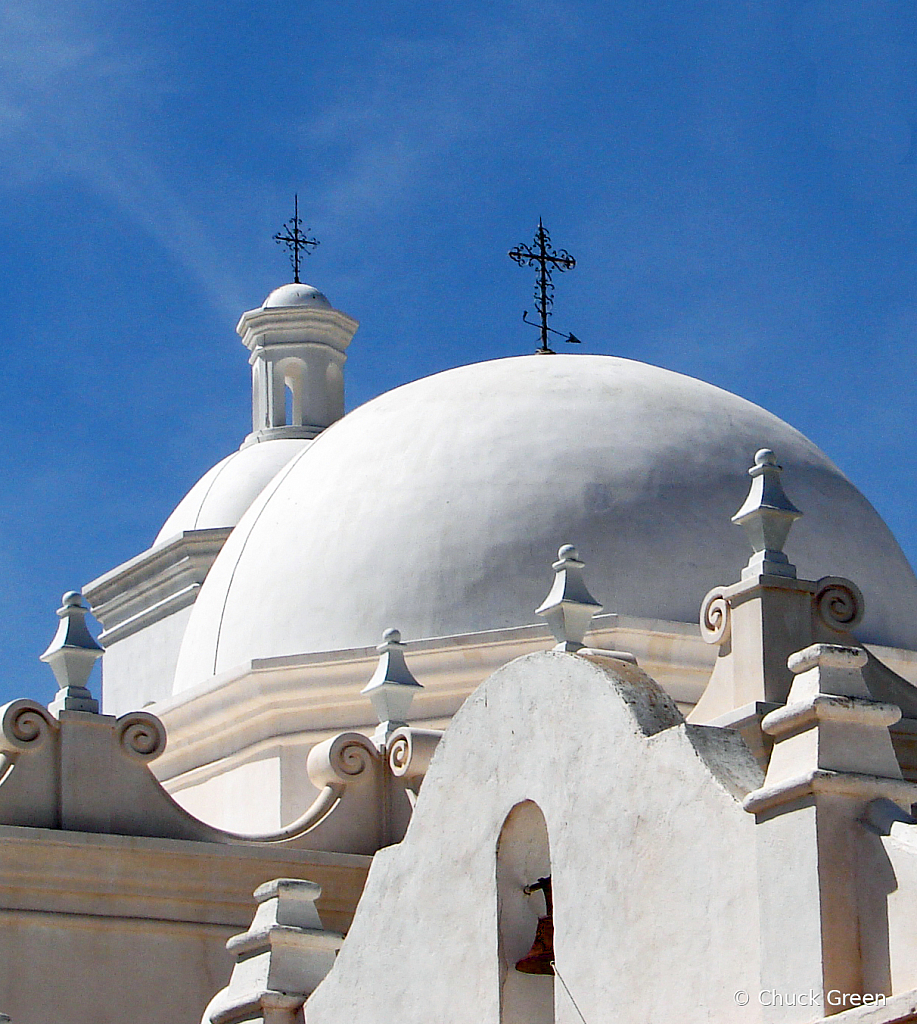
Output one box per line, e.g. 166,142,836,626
238,283,359,445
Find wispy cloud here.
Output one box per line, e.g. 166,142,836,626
0,2,587,313
302,12,582,235
0,0,249,316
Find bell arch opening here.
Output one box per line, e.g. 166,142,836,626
284,381,294,426
496,800,554,1024
281,361,305,427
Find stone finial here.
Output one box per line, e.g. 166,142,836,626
731,449,802,580
786,643,873,699
744,643,912,816
536,544,603,652
202,879,344,1024
361,628,423,748
41,592,103,715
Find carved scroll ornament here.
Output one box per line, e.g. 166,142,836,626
116,711,167,762
815,577,864,634
700,587,731,646
1,700,58,753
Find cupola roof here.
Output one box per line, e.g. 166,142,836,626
262,283,331,309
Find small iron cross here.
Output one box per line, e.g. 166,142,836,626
274,194,319,283
509,219,579,354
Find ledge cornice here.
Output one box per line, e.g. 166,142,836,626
154,615,715,782
83,528,232,643
0,823,370,932
237,306,358,355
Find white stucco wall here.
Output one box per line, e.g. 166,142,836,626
169,750,284,833
858,805,917,999
1,910,230,1024
101,606,193,714
306,650,765,1024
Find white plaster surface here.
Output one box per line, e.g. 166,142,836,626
862,807,917,997
155,616,715,832
173,355,917,695
85,529,231,714
173,751,284,833
155,437,308,544
101,604,192,711
152,616,917,837
1,907,231,1024
305,650,764,1024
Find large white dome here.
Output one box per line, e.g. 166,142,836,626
173,355,917,693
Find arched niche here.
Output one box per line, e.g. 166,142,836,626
496,800,554,1024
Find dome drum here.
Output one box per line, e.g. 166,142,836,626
238,298,358,445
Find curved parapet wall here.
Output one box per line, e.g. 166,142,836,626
0,700,389,855
305,650,765,1024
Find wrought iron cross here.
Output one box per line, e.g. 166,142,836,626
509,219,579,354
274,194,319,283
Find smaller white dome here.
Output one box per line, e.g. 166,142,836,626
262,283,331,309
155,438,308,544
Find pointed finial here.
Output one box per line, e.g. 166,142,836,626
361,628,423,748
41,591,103,715
732,449,803,581
536,545,603,652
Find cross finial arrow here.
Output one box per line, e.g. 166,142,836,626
509,219,579,354
274,194,319,283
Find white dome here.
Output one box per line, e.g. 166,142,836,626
173,355,917,692
262,283,331,309
155,438,309,544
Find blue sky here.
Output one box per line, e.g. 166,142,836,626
2,0,917,707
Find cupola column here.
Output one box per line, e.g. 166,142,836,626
237,284,359,446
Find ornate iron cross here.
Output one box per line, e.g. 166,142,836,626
509,219,579,354
274,195,319,283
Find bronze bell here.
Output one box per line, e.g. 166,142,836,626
515,875,555,976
